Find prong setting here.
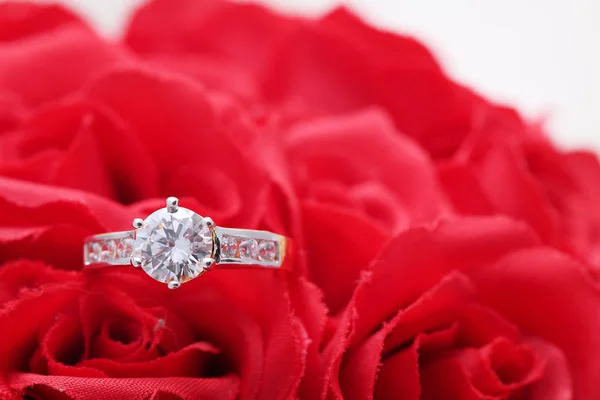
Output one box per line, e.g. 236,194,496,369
166,197,179,213
131,257,142,267
202,257,215,270
168,281,180,290
132,218,144,229
203,217,214,228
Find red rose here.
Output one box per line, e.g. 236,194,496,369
1,1,600,400
439,110,600,269
0,257,306,399
306,216,600,399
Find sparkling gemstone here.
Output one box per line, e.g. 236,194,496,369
258,240,278,261
87,242,102,263
133,207,213,285
100,240,116,261
115,237,134,259
221,235,239,258
239,239,258,259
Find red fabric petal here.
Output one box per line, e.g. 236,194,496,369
454,337,544,396
473,247,600,398
476,144,561,246
78,342,219,378
548,150,600,268
320,217,541,398
125,0,296,77
0,177,132,231
0,2,83,42
526,339,573,400
8,374,239,400
263,14,480,159
143,54,261,104
0,23,127,107
197,270,308,400
288,277,329,399
286,109,449,231
419,356,485,400
84,67,273,228
438,162,496,215
339,272,474,400
0,91,23,135
0,260,78,305
301,202,388,313
0,178,135,268
373,341,421,400
320,8,440,72
86,267,308,400
0,285,81,373
0,100,159,203
349,217,540,342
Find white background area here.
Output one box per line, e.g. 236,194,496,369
17,0,600,151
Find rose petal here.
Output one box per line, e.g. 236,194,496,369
0,177,133,231
8,373,239,400
438,162,496,215
0,23,127,107
286,108,449,229
419,356,486,400
142,54,261,104
554,151,600,268
0,178,135,268
287,277,329,399
85,67,272,228
525,339,573,400
193,270,308,400
320,217,540,399
0,260,78,305
473,247,600,399
454,337,544,396
476,144,562,246
339,272,474,400
320,8,440,72
38,313,105,378
125,0,296,77
301,202,388,313
0,283,81,373
0,2,83,42
0,91,23,135
0,100,160,203
79,342,220,378
350,217,540,342
375,325,460,400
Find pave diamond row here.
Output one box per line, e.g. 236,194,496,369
220,234,279,263
84,233,134,265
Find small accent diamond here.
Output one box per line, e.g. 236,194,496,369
221,235,239,258
239,239,258,259
103,240,118,261
89,242,102,263
258,240,278,262
115,237,134,259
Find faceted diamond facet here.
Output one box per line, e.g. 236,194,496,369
239,239,258,259
258,240,278,262
221,235,239,258
133,207,213,285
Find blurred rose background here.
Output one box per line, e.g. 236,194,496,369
27,0,600,151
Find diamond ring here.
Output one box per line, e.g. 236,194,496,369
84,197,293,289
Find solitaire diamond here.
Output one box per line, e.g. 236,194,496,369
133,207,213,285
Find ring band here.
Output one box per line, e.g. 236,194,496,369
83,197,293,289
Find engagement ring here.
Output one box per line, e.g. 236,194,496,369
84,197,292,289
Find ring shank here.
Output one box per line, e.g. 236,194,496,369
84,227,293,271
214,227,292,271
